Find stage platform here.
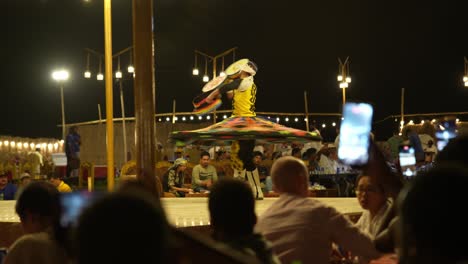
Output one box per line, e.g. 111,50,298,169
0,197,362,247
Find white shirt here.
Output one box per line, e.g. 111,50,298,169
355,199,393,239
255,194,380,264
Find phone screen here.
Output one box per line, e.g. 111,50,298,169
60,191,100,228
435,118,457,151
399,144,417,178
338,102,373,166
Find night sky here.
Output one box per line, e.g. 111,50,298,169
2,0,467,140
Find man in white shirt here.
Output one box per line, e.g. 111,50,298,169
255,156,380,264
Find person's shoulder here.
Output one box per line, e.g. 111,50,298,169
9,232,51,251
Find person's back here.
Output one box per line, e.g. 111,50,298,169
209,179,279,264
4,181,69,264
255,156,380,264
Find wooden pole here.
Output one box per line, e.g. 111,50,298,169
104,0,115,191
172,99,176,131
400,88,405,132
119,80,128,163
304,91,310,132
133,0,159,197
97,104,102,123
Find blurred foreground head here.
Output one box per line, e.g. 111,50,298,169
398,164,468,263
75,185,169,264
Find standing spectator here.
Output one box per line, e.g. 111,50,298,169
4,181,70,264
0,172,17,200
48,173,72,193
255,156,380,264
65,126,81,178
29,147,43,176
209,179,280,264
192,151,218,193
386,132,403,162
162,158,192,197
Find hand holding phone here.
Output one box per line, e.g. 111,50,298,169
338,102,374,166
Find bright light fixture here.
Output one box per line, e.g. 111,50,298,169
207,115,211,120
285,117,289,122
346,77,351,83
203,75,209,82
97,73,104,81
115,71,122,79
322,124,326,128
337,75,343,81
219,71,226,77
332,122,336,127
127,65,135,73
339,82,348,88
84,71,91,78
192,68,199,76
463,76,468,82
52,70,69,81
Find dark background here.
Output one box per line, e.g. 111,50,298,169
2,0,467,141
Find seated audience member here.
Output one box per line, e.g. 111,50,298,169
398,164,468,264
253,151,269,179
163,158,192,197
0,172,17,200
75,184,170,264
209,179,280,264
48,173,72,193
15,173,32,198
192,151,218,193
355,174,393,239
291,147,302,159
4,181,70,264
255,156,381,264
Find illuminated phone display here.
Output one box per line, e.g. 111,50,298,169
338,102,373,166
399,145,417,178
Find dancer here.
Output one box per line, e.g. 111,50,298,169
171,58,321,199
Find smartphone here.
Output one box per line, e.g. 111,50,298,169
60,191,101,228
435,117,457,151
399,144,417,178
338,102,373,166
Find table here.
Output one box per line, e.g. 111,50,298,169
0,197,362,247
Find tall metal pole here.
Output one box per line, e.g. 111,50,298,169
133,0,158,197
60,84,66,140
212,58,217,124
400,88,405,132
304,91,310,132
119,80,128,163
104,0,115,191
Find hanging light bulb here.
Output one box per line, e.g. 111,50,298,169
97,57,104,81
127,49,134,73
84,52,91,78
203,75,209,82
192,52,199,75
337,75,343,81
115,56,122,79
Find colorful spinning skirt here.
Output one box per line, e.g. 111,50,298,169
170,116,322,145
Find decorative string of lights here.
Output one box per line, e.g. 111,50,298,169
0,138,64,153
83,47,134,81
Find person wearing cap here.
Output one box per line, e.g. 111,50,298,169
0,172,17,200
163,158,192,197
15,173,32,199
